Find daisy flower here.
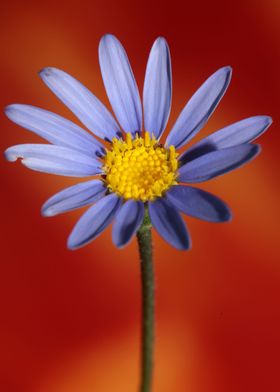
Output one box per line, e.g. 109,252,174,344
4,34,272,250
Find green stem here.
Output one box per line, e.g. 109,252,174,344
137,209,154,392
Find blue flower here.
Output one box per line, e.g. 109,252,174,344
4,34,272,250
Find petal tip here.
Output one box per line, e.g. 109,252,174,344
180,242,191,251
4,105,17,122
4,104,14,116
39,67,58,80
244,143,261,163
41,206,55,217
251,115,273,130
217,65,232,83
112,232,128,249
224,209,233,222
253,143,262,154
113,240,127,249
4,104,26,121
39,66,50,75
99,33,119,47
265,115,273,126
219,203,232,222
152,37,170,56
4,147,17,162
154,36,168,46
67,236,78,250
222,65,233,75
178,234,192,250
101,33,115,40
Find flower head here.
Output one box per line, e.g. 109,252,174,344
104,132,178,201
5,34,272,250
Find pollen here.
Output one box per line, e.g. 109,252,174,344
103,132,179,202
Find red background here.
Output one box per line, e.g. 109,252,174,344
1,1,280,391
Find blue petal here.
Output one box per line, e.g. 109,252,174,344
67,193,122,249
5,144,101,177
5,104,105,157
180,116,272,165
143,37,172,140
166,66,232,149
112,200,144,247
166,185,231,222
99,34,142,135
42,179,106,217
39,67,121,141
148,198,190,250
179,144,260,183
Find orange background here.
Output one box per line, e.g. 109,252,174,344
1,1,280,391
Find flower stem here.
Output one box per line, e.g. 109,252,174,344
137,208,154,392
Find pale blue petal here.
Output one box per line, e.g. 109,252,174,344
180,116,272,165
148,198,190,250
5,104,105,157
99,34,142,135
112,200,144,247
166,185,231,222
67,193,122,249
5,144,101,177
179,144,260,183
39,67,121,141
143,37,172,140
166,66,232,149
42,179,106,217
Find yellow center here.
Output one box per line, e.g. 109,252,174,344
103,132,179,202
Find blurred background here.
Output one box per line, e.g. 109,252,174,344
1,0,280,391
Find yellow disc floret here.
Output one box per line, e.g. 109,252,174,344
103,132,179,202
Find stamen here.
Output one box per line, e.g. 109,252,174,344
126,132,132,148
144,131,151,147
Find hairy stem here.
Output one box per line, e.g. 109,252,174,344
137,209,154,392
